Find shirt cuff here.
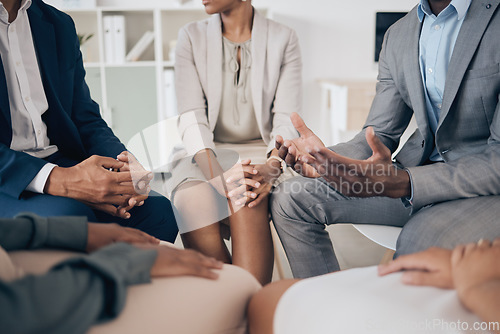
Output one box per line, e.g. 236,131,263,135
25,163,57,193
401,168,415,208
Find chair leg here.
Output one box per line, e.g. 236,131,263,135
379,249,395,265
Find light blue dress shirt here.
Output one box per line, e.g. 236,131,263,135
418,0,471,161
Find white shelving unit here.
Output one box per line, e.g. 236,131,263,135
58,5,268,144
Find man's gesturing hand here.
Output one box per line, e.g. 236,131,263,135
275,113,325,178
301,127,411,198
44,155,139,218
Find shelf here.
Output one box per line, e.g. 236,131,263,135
62,4,268,144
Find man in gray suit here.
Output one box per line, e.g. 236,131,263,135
272,0,500,278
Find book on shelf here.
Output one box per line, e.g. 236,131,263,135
125,31,155,62
163,69,177,118
113,15,126,64
103,16,115,64
103,15,126,64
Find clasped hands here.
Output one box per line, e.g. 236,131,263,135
44,151,152,219
208,158,281,209
276,113,410,198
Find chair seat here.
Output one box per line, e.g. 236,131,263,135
351,224,402,251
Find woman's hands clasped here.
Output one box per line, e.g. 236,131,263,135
220,158,281,209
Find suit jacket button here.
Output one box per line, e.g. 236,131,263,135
486,4,492,9
421,140,425,147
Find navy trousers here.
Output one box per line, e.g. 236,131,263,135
0,153,179,242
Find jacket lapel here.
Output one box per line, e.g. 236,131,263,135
250,10,266,132
27,1,60,103
437,0,499,129
0,55,10,126
206,14,223,128
403,8,433,148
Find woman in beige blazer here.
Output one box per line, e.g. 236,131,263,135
172,0,301,285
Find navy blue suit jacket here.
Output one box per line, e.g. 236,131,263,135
0,0,126,199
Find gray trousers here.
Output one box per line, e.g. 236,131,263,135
271,176,500,278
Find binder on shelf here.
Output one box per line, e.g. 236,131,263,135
103,16,115,64
163,69,177,118
113,15,126,64
125,31,155,62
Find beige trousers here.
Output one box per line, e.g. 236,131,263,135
9,245,261,334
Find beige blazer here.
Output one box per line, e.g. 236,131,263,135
175,10,302,156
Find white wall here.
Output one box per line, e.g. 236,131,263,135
99,0,417,137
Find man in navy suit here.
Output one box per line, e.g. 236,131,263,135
0,0,178,242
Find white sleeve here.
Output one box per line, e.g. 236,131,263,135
25,163,57,194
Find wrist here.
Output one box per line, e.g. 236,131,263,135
266,156,284,172
43,166,69,197
386,168,411,198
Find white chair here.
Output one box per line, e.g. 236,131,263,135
351,224,401,251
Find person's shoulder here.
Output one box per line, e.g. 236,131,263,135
179,16,214,37
258,14,298,46
261,15,296,37
385,6,419,37
31,0,75,26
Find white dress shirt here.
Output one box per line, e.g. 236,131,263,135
0,0,57,193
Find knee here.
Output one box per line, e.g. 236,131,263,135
173,182,216,213
270,177,317,224
270,178,300,218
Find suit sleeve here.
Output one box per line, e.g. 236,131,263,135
267,29,302,153
0,243,157,334
406,95,500,212
331,26,413,159
175,26,215,156
0,144,48,198
68,20,126,159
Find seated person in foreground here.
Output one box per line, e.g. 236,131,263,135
271,0,500,278
0,0,178,241
248,239,500,334
0,214,261,334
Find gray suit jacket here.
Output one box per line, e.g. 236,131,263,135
175,11,301,156
333,1,500,212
